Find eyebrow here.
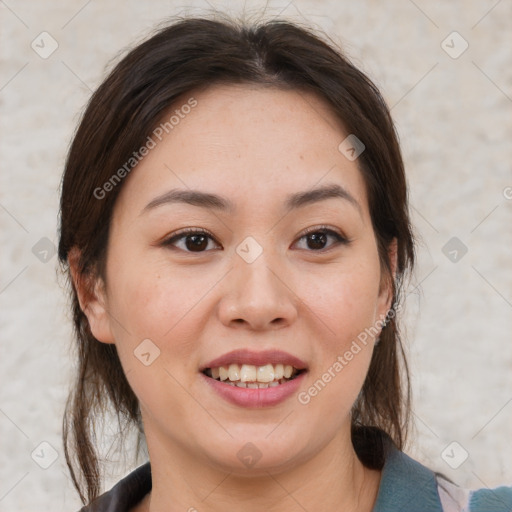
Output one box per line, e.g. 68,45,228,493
140,183,362,216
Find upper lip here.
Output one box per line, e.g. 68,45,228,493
200,349,308,371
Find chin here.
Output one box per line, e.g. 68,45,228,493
198,429,312,476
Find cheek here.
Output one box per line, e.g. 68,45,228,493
104,264,208,417
293,256,381,412
297,258,382,350
105,257,222,364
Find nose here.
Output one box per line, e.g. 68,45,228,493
217,249,298,331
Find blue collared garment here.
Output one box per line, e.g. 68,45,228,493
79,441,512,512
373,444,512,511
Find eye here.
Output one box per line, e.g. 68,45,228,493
161,225,350,254
293,226,350,252
161,228,220,253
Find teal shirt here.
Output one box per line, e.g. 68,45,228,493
374,443,512,511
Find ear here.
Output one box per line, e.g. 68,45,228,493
377,237,398,319
68,247,115,344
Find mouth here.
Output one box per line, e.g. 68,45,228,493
202,363,306,388
200,350,308,407
200,349,308,390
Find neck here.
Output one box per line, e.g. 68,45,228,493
136,424,381,512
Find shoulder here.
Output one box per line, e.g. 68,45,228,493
436,474,512,512
77,462,151,512
363,428,512,512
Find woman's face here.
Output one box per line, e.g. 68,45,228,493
82,84,395,474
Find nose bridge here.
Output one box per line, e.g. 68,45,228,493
238,248,280,297
218,235,298,329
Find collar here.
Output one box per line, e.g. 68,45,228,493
372,442,443,512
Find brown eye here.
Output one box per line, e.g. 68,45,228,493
162,226,349,254
183,233,209,251
294,227,349,251
162,229,220,253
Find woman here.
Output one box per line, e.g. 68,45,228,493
57,13,511,512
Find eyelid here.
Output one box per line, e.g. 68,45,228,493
162,227,220,249
167,226,216,239
296,224,348,241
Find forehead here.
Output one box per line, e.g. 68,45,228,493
113,83,369,221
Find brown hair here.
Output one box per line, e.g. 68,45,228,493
58,13,415,505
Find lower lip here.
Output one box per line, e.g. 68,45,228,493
200,371,307,408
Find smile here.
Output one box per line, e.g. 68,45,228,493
203,363,304,388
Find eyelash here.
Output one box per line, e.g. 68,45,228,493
161,225,350,253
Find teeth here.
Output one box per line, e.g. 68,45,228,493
209,363,300,385
257,364,274,382
240,364,257,382
228,364,240,381
219,366,229,381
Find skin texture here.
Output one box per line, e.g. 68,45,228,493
71,84,397,512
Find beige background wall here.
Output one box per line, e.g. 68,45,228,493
1,0,511,510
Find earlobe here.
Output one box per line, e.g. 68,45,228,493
67,247,116,344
